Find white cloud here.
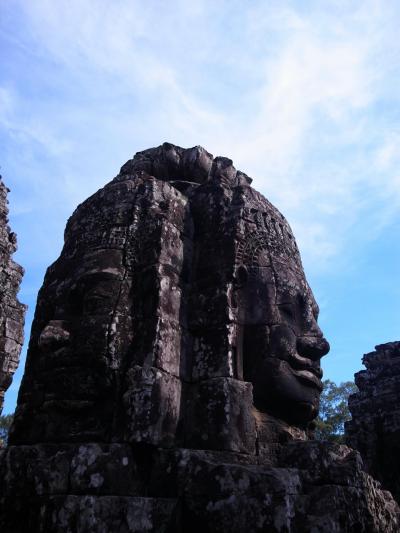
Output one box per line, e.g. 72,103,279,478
2,0,400,409
2,0,400,273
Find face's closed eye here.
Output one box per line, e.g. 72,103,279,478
278,303,296,322
65,273,123,318
82,287,118,316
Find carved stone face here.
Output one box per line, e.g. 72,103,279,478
23,248,133,441
236,230,329,426
13,174,187,446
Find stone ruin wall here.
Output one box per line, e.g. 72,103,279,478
0,177,25,416
346,341,400,505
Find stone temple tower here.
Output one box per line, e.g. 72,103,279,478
0,145,398,532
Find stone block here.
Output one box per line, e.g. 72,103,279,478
185,377,256,453
39,495,177,533
137,219,185,270
134,265,183,322
70,443,141,496
191,324,237,380
181,459,301,533
131,317,185,377
123,366,181,447
1,445,72,497
189,285,234,329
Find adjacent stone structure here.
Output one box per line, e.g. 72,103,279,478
346,341,400,505
0,145,398,531
0,177,25,415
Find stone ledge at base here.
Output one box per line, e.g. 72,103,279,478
1,441,398,533
18,496,176,533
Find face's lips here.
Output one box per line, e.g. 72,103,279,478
278,350,323,391
291,368,323,391
289,351,323,379
267,353,323,391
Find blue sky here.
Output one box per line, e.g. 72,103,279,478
1,0,400,414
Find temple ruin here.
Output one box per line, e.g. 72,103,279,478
0,144,398,532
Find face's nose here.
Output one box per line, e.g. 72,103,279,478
297,335,330,361
38,320,70,351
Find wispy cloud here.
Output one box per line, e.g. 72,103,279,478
2,0,400,411
1,0,400,270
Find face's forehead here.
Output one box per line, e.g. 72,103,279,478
45,248,126,298
272,261,318,322
73,248,126,276
239,216,307,291
272,259,307,292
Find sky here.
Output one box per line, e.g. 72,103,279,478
1,0,399,414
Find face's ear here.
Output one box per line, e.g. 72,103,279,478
235,265,249,286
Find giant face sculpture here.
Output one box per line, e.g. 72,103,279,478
12,185,137,442
234,203,329,426
11,143,329,450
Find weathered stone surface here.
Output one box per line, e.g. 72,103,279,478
184,377,256,453
1,145,398,531
0,177,25,415
122,365,181,447
1,442,398,532
346,341,400,504
180,443,398,533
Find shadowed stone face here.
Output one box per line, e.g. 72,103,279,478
238,260,329,424
232,186,329,426
34,250,131,440
15,226,135,441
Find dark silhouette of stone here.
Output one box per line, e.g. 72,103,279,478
0,177,25,415
346,341,400,504
0,144,398,531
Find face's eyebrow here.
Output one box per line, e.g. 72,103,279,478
52,269,124,299
76,268,124,282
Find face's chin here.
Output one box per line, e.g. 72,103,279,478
251,358,321,425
